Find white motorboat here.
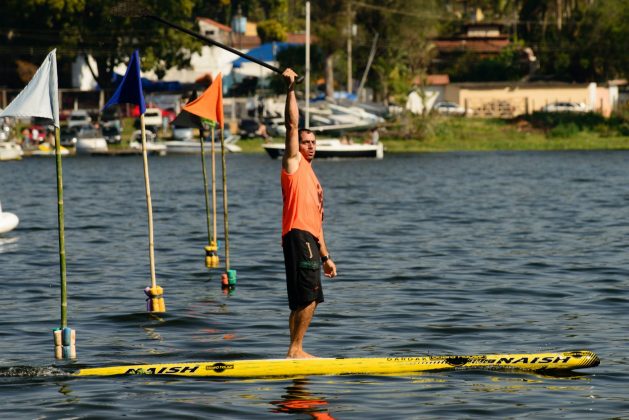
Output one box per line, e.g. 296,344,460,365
130,140,168,156
164,140,201,154
262,138,383,159
127,130,166,155
166,135,242,154
0,201,19,234
75,127,108,155
0,141,23,161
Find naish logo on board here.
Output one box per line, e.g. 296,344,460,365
124,365,200,375
206,362,235,373
384,355,573,366
491,356,572,365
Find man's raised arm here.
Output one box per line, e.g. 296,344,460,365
282,68,300,174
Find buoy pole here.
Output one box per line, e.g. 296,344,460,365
54,126,67,328
211,125,218,248
200,127,212,245
202,123,218,267
140,114,165,312
219,128,236,289
53,126,76,359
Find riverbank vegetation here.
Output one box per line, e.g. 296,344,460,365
381,117,629,153
380,108,629,152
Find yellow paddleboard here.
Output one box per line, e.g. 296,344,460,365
74,350,599,378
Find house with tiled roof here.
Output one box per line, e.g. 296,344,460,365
431,22,512,71
197,17,233,45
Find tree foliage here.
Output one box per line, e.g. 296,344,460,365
446,41,529,82
354,0,442,103
257,19,288,43
0,0,626,98
515,0,627,81
0,0,204,88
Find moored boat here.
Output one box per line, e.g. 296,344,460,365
0,141,23,161
75,127,108,155
130,139,168,156
166,135,242,154
0,201,19,234
29,143,70,157
262,138,383,159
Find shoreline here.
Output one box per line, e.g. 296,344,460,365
12,135,629,159
10,117,628,157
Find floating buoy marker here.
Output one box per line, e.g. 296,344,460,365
227,269,237,286
53,327,76,360
204,241,219,268
221,269,237,294
144,285,166,313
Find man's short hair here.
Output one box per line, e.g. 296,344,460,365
298,128,315,140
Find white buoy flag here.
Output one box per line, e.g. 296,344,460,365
0,49,59,127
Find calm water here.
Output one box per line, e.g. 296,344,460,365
0,151,628,418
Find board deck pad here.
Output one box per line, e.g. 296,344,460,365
74,350,599,378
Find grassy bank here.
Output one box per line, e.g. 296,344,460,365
381,117,629,153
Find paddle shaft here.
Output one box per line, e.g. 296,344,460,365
146,15,304,83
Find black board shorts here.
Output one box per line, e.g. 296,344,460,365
282,229,324,310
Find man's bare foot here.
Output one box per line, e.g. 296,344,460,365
286,350,318,359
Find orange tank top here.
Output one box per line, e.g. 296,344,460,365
281,157,323,240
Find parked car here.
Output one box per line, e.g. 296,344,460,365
100,108,122,132
102,125,122,144
68,110,92,128
541,102,587,113
433,101,466,116
59,126,79,147
145,108,163,129
134,107,163,133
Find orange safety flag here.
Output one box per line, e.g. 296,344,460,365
183,73,223,128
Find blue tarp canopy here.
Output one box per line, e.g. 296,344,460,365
111,73,182,92
231,42,299,68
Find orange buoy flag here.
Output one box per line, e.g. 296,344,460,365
183,73,223,128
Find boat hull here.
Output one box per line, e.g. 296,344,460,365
166,140,241,154
0,212,19,234
0,142,23,161
263,140,383,160
76,138,108,154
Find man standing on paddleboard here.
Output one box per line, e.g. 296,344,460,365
281,68,337,359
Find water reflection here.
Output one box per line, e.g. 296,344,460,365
270,378,336,419
0,236,19,252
